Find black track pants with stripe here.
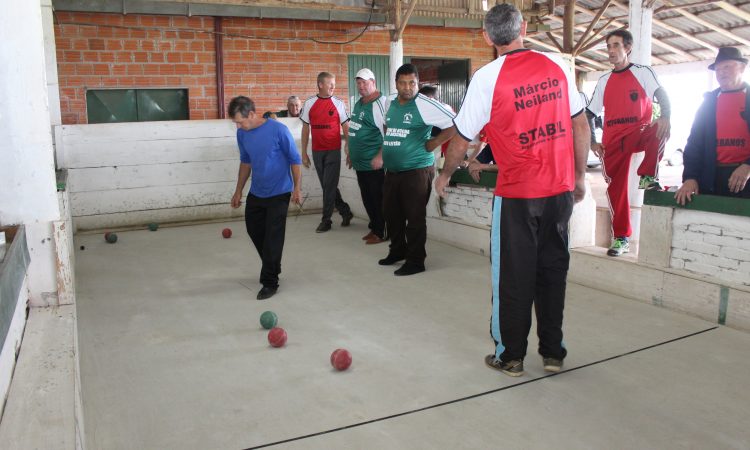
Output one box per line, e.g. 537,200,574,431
492,191,574,362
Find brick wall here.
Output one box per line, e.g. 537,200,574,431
54,13,218,124
670,210,750,286
54,12,494,124
441,184,493,226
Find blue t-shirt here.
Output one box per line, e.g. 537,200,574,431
237,119,302,198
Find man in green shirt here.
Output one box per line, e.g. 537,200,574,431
348,68,388,244
379,64,456,275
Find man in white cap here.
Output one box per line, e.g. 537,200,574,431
676,47,750,204
348,68,388,244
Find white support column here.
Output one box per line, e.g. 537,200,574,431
389,39,404,96
627,0,654,244
0,0,61,306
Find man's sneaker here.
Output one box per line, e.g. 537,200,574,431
315,221,332,233
543,357,563,373
638,175,662,191
607,237,630,257
341,213,354,227
484,354,524,377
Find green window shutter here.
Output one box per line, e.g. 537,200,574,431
136,89,189,122
347,55,391,105
86,88,189,123
86,89,137,124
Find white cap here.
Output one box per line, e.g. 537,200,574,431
355,68,376,80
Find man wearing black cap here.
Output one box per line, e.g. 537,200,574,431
676,47,750,204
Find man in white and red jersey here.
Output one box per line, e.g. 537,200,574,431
676,47,750,204
436,3,590,377
300,72,354,233
587,29,672,257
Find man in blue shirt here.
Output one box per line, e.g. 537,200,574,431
229,96,303,300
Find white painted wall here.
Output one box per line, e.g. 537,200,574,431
671,210,750,286
0,0,62,306
56,119,326,230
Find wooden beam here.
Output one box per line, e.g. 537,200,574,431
655,0,721,14
576,55,612,70
546,12,683,59
714,1,750,23
578,16,617,52
525,35,561,52
572,0,612,56
525,35,611,70
563,0,575,52
608,1,717,52
394,0,418,41
662,0,750,47
545,30,566,52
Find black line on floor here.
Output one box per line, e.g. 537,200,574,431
244,326,718,449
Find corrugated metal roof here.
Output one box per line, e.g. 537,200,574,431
520,0,750,70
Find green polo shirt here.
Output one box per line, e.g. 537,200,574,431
348,94,386,171
382,94,455,171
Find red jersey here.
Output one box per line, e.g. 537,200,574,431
588,64,662,149
715,89,750,164
300,95,349,151
454,49,583,198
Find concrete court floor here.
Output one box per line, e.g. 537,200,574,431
74,215,750,450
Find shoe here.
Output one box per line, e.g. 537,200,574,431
484,354,524,377
638,175,662,190
315,221,332,233
257,286,277,300
607,237,630,257
362,231,375,240
341,213,354,227
542,357,563,373
394,263,425,276
378,254,405,266
365,235,385,245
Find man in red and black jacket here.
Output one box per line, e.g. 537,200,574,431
676,47,750,205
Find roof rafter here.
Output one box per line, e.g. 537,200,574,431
660,0,750,47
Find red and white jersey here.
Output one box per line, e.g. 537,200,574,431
587,63,662,149
300,95,349,151
715,89,750,164
454,49,583,199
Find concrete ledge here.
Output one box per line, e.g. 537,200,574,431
0,305,77,449
570,246,750,331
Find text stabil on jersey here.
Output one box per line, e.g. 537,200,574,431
519,121,566,145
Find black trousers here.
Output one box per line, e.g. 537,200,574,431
245,192,291,289
355,169,386,239
715,165,750,198
383,167,434,265
493,192,574,362
312,150,351,223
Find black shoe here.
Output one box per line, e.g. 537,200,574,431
394,262,425,276
315,221,332,233
542,357,563,373
378,254,405,266
485,354,524,377
257,286,277,300
341,212,354,227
